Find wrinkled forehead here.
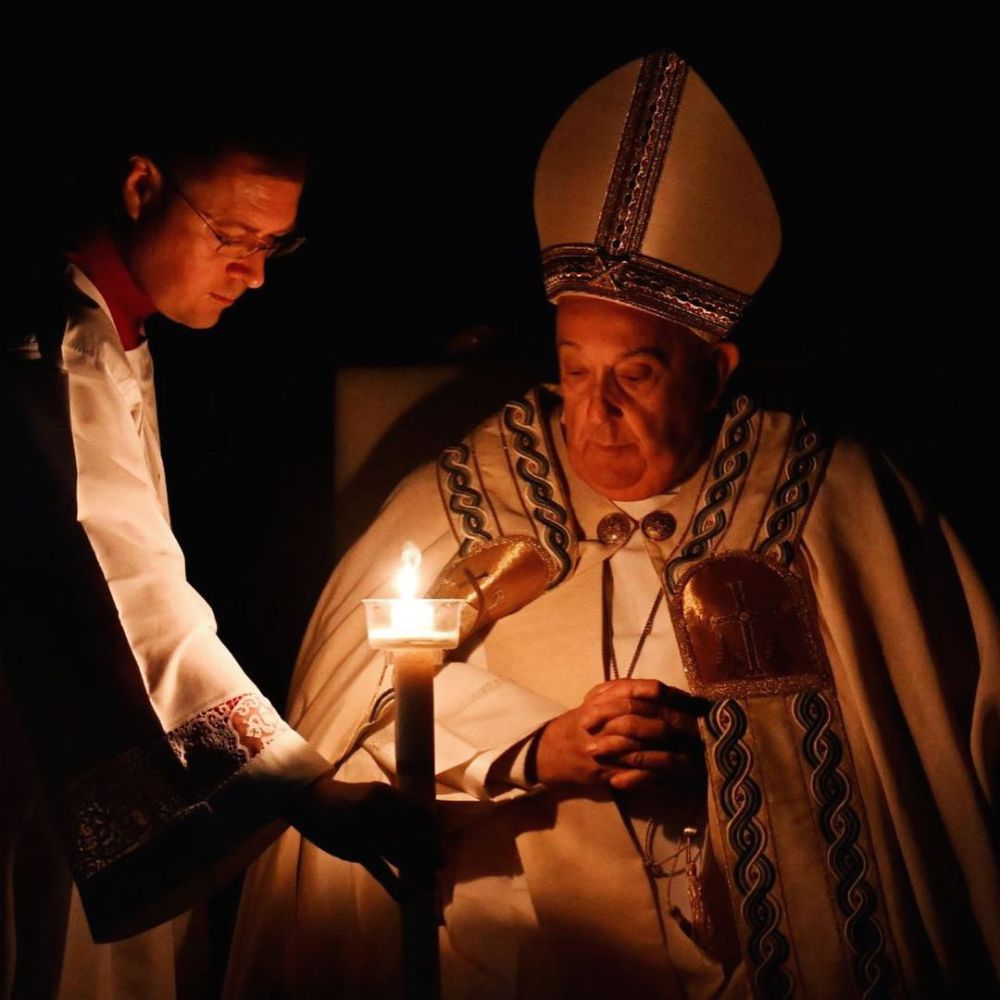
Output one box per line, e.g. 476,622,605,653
555,294,706,357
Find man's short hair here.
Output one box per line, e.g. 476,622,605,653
56,105,315,239
130,113,313,182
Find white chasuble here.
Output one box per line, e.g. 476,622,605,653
227,387,999,999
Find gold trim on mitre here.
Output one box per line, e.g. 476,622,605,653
534,51,781,342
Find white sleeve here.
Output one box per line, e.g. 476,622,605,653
58,337,328,938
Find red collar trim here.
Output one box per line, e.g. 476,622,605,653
68,230,156,350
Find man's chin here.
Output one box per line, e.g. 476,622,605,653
161,306,225,330
187,315,223,331
572,452,685,501
576,458,646,498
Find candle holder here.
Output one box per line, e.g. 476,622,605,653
363,598,464,650
363,596,464,1000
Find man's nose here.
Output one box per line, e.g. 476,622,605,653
228,251,267,289
587,372,623,421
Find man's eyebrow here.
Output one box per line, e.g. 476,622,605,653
556,340,669,363
621,346,669,363
214,218,296,237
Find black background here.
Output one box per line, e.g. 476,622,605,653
9,21,994,708
6,20,992,711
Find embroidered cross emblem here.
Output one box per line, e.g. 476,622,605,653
710,580,777,676
588,250,631,292
463,568,504,612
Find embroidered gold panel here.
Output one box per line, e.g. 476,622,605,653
430,535,554,642
672,553,899,999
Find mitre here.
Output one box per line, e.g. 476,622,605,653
535,51,781,342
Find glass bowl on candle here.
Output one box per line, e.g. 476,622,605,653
363,598,465,649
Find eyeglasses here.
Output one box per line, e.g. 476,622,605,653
161,169,306,260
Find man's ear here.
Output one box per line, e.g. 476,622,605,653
706,341,740,410
122,156,164,223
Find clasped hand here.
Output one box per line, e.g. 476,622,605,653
535,678,709,791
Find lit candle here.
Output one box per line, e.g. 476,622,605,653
362,545,464,1000
366,545,461,650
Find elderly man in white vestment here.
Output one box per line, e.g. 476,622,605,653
227,52,1000,998
0,123,435,998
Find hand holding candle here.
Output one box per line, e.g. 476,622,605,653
282,773,440,901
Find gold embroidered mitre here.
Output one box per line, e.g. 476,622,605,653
535,51,781,342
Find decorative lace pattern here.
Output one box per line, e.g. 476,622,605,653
500,393,573,586
793,691,898,996
707,698,795,998
756,416,833,567
438,440,494,556
69,693,286,879
664,394,759,594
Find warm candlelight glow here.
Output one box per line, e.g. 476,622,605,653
390,544,435,636
395,542,422,600
362,545,464,648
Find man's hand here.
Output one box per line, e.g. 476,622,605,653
535,679,709,791
284,772,441,901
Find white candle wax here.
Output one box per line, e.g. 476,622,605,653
392,647,442,805
367,627,456,648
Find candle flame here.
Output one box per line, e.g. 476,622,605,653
395,542,422,600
